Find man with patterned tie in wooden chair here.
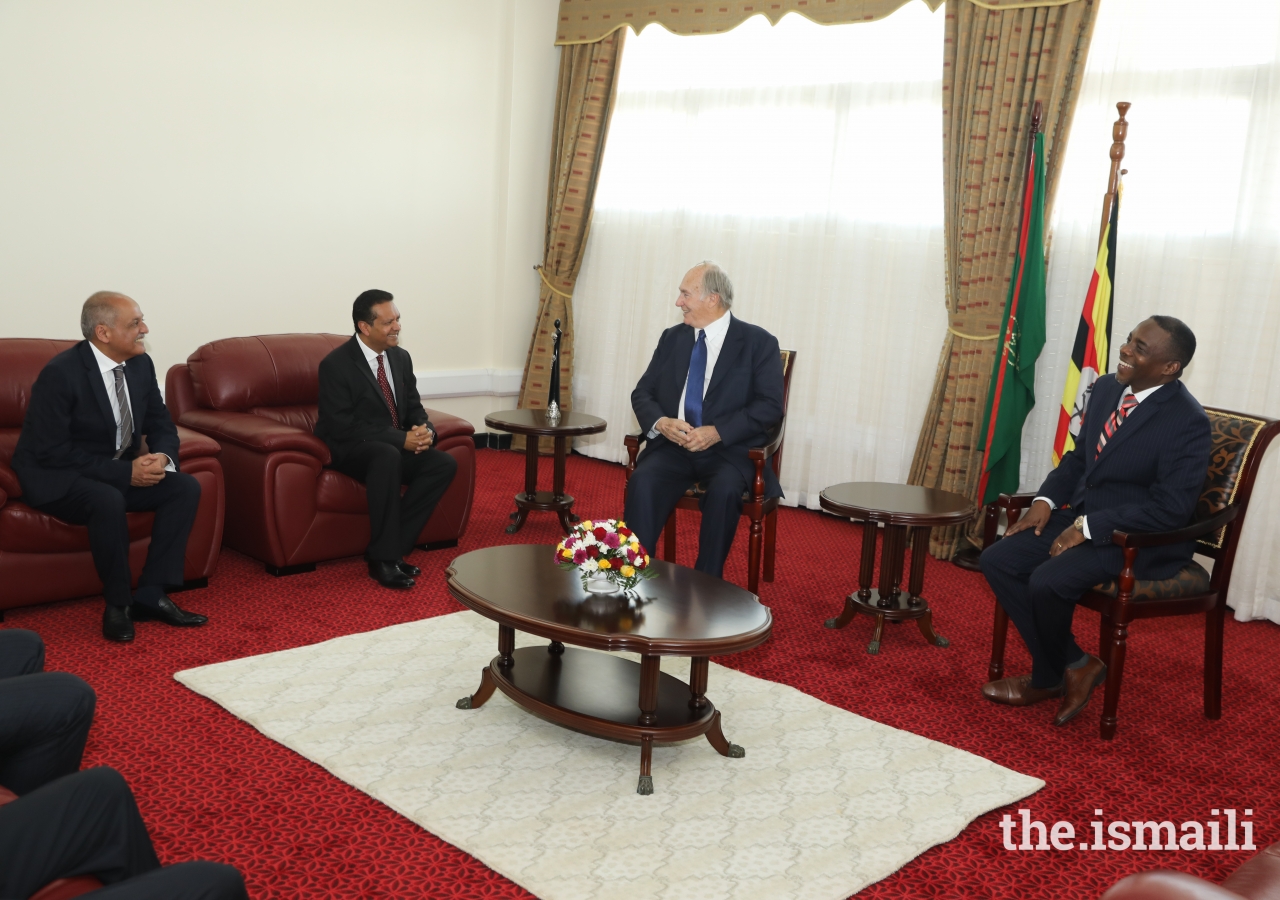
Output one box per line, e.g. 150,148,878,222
622,262,790,593
975,316,1274,737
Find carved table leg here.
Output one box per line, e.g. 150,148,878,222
498,625,515,669
916,609,950,648
826,520,876,629
553,436,578,531
907,526,929,607
506,437,540,534
868,613,887,655
705,711,745,759
688,657,709,710
637,654,660,795
456,666,497,709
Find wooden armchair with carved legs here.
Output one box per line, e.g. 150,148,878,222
982,407,1280,739
623,349,795,595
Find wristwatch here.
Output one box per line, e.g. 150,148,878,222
1073,515,1086,533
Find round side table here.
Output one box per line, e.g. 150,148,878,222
484,409,607,534
819,482,976,655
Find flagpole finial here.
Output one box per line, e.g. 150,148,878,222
1031,99,1042,134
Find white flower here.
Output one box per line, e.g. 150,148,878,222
582,558,599,573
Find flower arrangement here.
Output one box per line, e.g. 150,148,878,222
555,519,657,593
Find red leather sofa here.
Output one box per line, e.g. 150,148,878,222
166,334,475,575
0,339,224,617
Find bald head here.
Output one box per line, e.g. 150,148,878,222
81,291,149,363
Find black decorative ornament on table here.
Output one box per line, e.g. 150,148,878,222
546,318,562,423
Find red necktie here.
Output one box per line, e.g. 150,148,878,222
376,354,400,428
1096,393,1138,457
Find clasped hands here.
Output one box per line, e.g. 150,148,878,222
655,417,721,453
1004,498,1086,557
130,453,169,487
403,424,434,454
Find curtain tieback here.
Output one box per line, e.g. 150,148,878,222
946,326,1000,341
535,265,574,299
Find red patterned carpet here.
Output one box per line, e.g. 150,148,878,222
5,448,1279,899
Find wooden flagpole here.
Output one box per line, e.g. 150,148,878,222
1098,102,1131,251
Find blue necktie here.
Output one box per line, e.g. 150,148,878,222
684,330,707,428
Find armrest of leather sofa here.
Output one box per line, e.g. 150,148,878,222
0,460,18,500
178,409,331,463
176,425,221,461
425,408,475,442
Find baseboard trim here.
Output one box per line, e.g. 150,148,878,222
417,539,459,552
173,577,210,592
472,432,513,450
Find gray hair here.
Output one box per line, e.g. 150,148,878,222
698,261,734,309
80,291,130,340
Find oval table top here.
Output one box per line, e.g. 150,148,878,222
484,408,607,437
447,544,772,657
819,482,976,527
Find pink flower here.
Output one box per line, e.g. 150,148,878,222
603,532,621,549
573,549,587,565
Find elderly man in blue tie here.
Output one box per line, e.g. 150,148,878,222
624,262,785,579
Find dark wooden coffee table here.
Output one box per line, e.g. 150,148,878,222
484,409,607,534
448,544,772,795
820,482,975,655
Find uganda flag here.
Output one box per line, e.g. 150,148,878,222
976,130,1048,506
1052,189,1118,465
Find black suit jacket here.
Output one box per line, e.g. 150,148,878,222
314,336,431,465
1038,373,1211,580
12,342,181,507
632,315,786,499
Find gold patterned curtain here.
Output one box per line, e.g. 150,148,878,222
514,29,626,452
908,0,1098,558
552,0,1086,45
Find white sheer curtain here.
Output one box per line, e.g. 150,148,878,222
1023,0,1280,622
571,6,946,509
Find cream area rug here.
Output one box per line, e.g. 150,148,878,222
176,611,1042,900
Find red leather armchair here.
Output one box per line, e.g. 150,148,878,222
0,339,224,617
167,334,475,575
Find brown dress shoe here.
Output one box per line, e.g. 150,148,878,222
981,675,1063,707
1054,655,1107,726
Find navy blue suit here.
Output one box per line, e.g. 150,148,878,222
981,374,1211,687
11,342,200,608
625,315,785,577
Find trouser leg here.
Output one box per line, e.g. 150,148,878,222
398,448,458,557
87,862,248,900
334,442,404,562
32,478,132,608
692,456,747,577
623,444,696,559
0,672,96,794
0,629,44,678
0,767,160,899
125,472,202,606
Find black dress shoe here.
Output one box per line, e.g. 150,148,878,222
397,560,422,578
369,559,415,589
131,595,208,627
103,605,135,643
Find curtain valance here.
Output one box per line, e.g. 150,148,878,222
555,0,1080,46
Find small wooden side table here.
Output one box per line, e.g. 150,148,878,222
484,409,607,534
819,482,975,655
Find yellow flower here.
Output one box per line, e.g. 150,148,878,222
620,565,635,578
580,520,593,530
643,554,650,566
598,559,611,569
616,520,626,528
561,548,573,559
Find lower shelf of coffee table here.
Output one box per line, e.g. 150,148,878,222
491,646,715,742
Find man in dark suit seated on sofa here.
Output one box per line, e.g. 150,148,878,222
315,289,458,590
12,292,207,643
979,316,1211,727
0,628,248,900
624,262,785,579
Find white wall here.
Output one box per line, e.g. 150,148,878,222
0,0,561,428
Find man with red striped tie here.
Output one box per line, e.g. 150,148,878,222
316,290,458,589
979,316,1210,727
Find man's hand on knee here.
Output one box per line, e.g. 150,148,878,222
130,454,167,487
1049,524,1086,557
404,425,433,453
1005,498,1052,537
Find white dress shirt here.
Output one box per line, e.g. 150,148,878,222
647,311,734,440
357,335,395,401
89,343,174,470
1035,382,1165,538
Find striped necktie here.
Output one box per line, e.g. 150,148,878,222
113,365,133,459
1095,393,1139,458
